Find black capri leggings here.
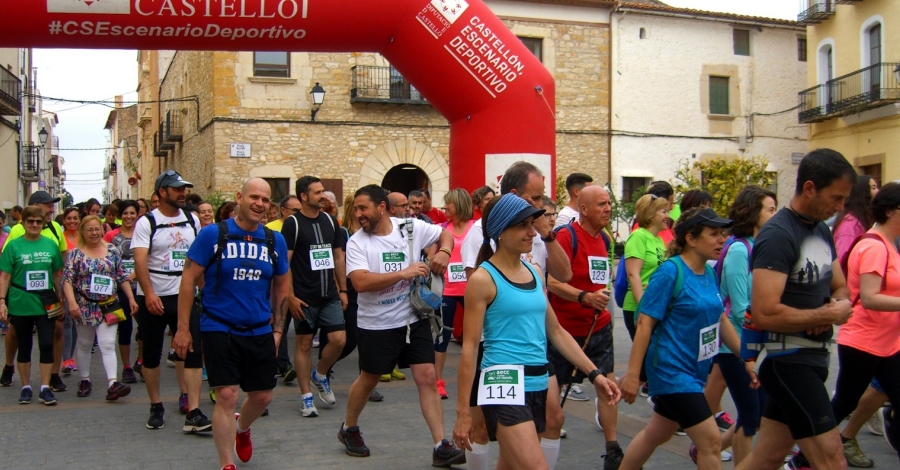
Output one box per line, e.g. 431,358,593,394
831,344,900,425
116,289,133,346
9,314,55,364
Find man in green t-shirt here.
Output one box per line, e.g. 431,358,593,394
0,192,68,392
0,206,64,404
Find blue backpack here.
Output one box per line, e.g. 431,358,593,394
613,255,629,307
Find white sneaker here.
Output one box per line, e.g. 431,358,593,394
301,393,319,417
594,398,604,431
867,410,884,436
561,383,588,401
721,450,733,462
311,371,336,405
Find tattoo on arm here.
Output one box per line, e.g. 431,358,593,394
273,298,287,331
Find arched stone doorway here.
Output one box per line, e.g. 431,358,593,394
358,139,449,202
381,164,429,197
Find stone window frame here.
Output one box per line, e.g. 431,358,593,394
699,64,740,120
250,52,295,84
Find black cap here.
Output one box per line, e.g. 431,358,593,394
674,208,733,238
154,170,193,192
28,191,61,205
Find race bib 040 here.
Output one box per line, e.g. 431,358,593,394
169,249,188,271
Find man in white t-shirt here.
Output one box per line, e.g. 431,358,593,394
553,172,593,230
339,184,464,466
459,161,573,470
132,170,209,433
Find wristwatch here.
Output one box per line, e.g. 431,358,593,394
541,230,556,243
587,368,604,384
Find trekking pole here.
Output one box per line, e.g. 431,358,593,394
560,307,601,409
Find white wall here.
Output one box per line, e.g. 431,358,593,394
611,12,808,216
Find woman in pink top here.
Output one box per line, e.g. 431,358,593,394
833,182,900,464
434,189,475,400
833,175,878,260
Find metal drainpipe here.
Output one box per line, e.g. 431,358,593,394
607,4,619,191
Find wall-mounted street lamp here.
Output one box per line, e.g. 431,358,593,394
38,127,48,146
310,82,326,122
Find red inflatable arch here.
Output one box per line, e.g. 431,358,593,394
0,0,556,192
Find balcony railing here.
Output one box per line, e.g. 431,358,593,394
350,66,428,105
153,131,168,157
833,0,862,4
165,110,183,142
159,122,174,150
19,144,39,182
108,160,117,175
0,66,21,116
798,62,900,123
798,1,835,25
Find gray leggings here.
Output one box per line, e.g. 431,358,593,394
62,300,77,361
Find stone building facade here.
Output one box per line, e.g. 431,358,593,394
135,0,614,204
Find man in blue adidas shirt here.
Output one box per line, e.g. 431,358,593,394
174,177,290,470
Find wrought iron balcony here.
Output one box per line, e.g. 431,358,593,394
153,131,168,157
159,122,174,150
798,1,835,25
833,0,862,4
19,144,39,182
350,66,428,105
0,66,21,116
798,62,900,124
108,160,117,175
165,109,183,142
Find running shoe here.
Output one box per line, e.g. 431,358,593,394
76,379,92,398
436,379,448,400
646,395,655,407
301,393,318,417
167,349,176,366
147,403,165,429
785,444,801,463
391,369,406,380
380,373,391,382
183,408,213,433
0,323,7,335
133,359,142,377
39,388,57,406
122,367,137,384
312,334,320,348
311,371,336,405
178,392,189,414
368,388,384,402
433,439,466,467
18,387,32,404
842,438,873,468
602,446,623,470
338,423,370,457
594,398,604,431
675,428,686,436
560,429,567,438
61,359,75,375
201,366,207,382
721,451,732,461
0,365,13,387
866,411,884,436
49,374,67,392
282,363,297,384
222,466,236,470
105,381,131,401
235,415,252,462
640,383,649,397
785,452,812,470
881,405,899,451
561,383,588,401
714,411,735,431
209,388,216,403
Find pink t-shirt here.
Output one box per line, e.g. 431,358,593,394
442,220,474,297
840,230,900,357
834,213,866,262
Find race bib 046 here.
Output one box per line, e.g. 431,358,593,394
310,248,334,271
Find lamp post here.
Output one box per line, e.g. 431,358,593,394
38,128,49,195
310,82,326,122
894,63,900,85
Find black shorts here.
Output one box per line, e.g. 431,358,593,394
482,390,548,441
202,331,277,393
759,359,836,439
357,319,434,375
135,294,202,369
548,323,614,385
653,392,713,430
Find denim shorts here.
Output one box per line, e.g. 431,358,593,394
294,298,345,335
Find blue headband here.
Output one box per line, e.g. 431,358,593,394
485,194,539,244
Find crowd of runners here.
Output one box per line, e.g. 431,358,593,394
0,149,898,470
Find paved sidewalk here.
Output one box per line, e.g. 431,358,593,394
0,306,896,469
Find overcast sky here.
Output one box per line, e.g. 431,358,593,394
33,0,796,203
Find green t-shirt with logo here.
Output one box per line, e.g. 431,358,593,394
0,236,63,316
622,227,667,311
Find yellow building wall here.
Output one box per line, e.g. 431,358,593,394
805,0,900,181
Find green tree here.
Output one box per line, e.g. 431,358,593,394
672,156,774,216
555,174,567,208
202,189,229,209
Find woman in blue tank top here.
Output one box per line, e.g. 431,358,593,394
452,194,620,469
618,207,746,470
